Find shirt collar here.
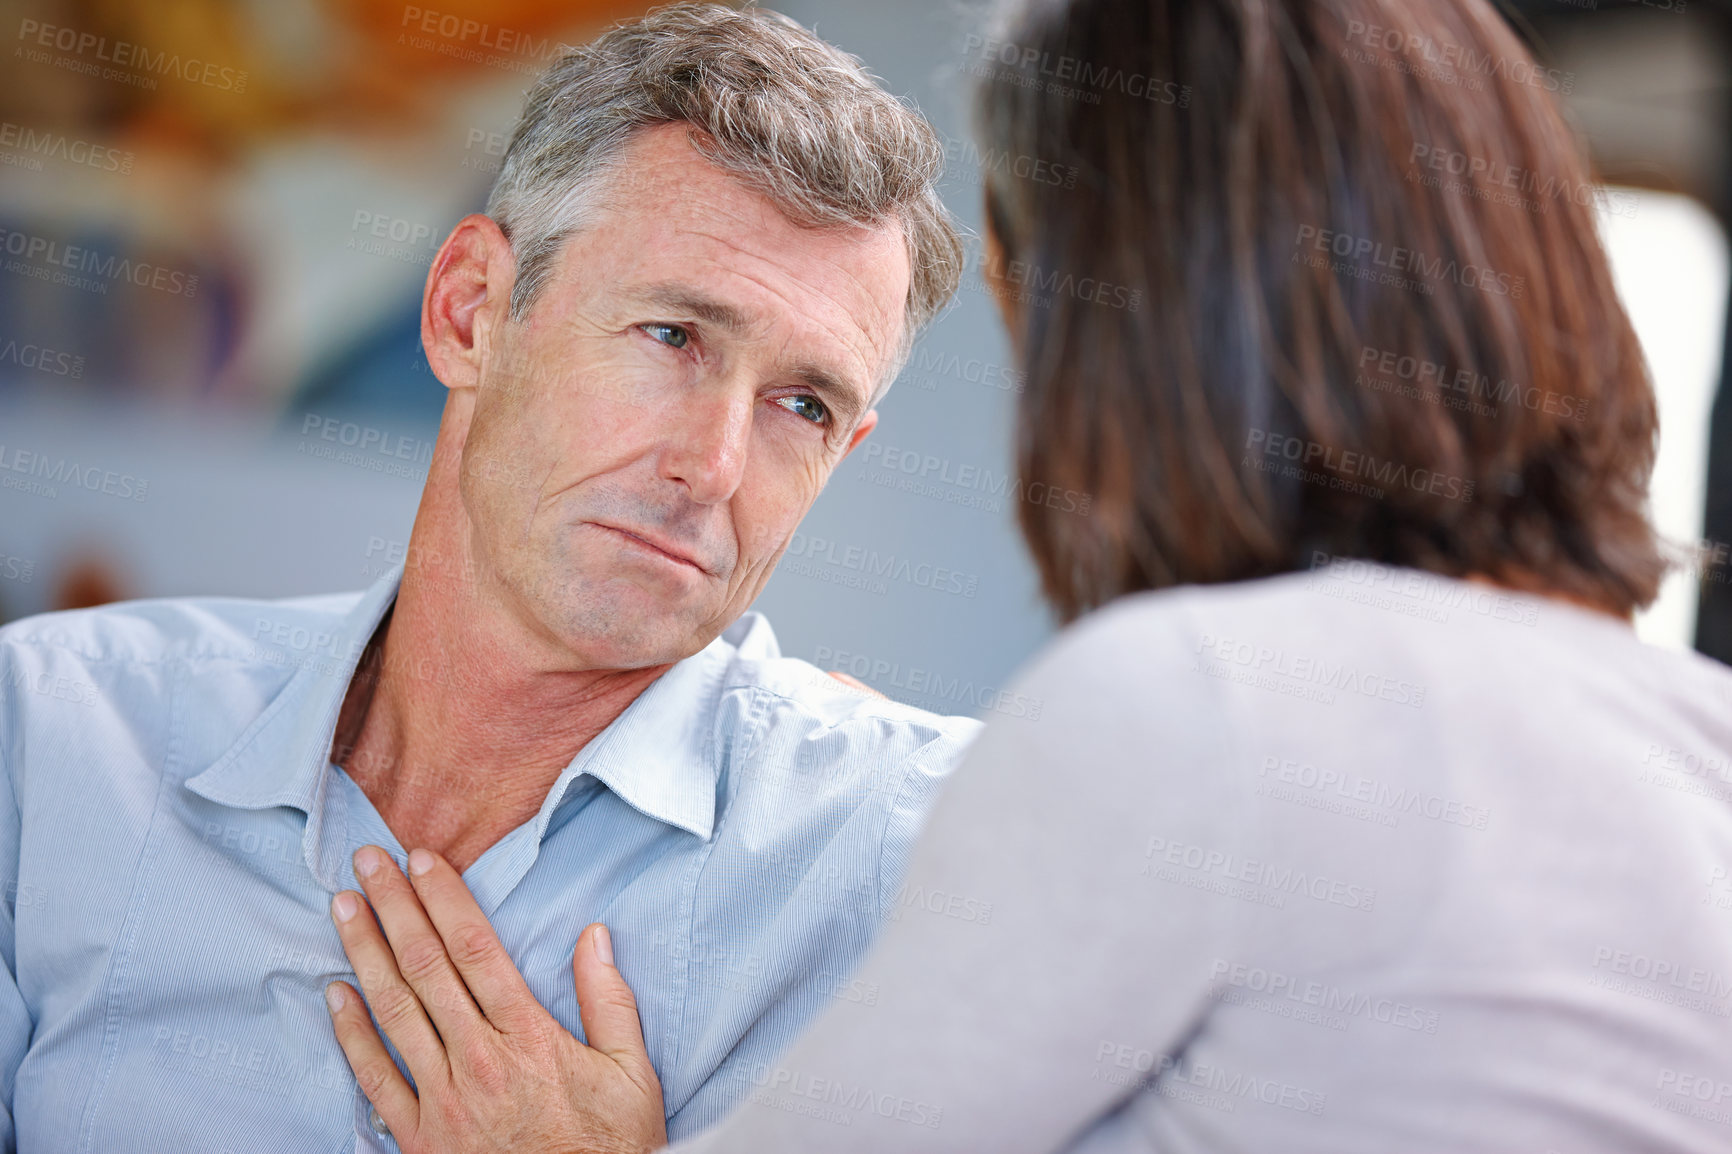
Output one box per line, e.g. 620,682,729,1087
533,625,735,844
185,566,748,866
184,566,403,877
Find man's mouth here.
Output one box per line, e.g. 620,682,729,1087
590,522,710,574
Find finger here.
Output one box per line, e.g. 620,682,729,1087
326,981,420,1136
352,845,486,1043
405,848,539,1030
573,924,658,1087
330,887,449,1087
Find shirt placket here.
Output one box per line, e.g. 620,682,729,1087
327,765,563,1152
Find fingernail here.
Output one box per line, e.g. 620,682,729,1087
325,983,347,1013
593,923,614,967
332,892,360,923
354,847,383,878
408,848,435,877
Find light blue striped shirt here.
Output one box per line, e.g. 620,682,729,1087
0,567,980,1152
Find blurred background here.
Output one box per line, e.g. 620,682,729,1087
0,0,1729,717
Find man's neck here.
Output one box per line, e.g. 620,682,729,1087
332,548,672,875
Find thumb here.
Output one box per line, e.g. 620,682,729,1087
573,923,655,1080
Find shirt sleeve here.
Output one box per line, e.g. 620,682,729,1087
0,640,36,1152
669,595,1248,1153
875,716,984,929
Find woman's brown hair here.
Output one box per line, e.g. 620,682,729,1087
977,0,1666,622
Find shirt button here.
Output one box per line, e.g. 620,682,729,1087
369,1105,391,1137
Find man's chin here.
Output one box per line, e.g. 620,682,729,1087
534,574,717,670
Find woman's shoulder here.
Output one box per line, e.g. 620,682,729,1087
1020,566,1732,752
1042,564,1724,679
1018,570,1397,686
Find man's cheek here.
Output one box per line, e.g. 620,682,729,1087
559,363,632,409
740,514,800,573
804,450,835,495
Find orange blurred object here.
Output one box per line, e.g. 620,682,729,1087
2,0,648,161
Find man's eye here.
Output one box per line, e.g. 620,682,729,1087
776,394,829,425
640,323,689,349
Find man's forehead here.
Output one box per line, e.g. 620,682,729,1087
581,125,909,375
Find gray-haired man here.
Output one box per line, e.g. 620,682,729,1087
0,5,975,1150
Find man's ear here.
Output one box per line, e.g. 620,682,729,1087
421,213,516,391
840,409,879,460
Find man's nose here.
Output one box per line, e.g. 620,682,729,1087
659,384,754,505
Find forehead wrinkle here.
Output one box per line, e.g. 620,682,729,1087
690,220,903,355
821,219,908,346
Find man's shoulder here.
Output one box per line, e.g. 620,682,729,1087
0,588,366,667
756,657,982,736
717,614,984,750
0,589,369,796
702,616,984,830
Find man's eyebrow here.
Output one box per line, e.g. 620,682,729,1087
640,284,751,334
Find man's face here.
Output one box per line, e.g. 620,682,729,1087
457,123,908,668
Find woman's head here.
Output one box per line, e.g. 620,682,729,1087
976,0,1665,622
